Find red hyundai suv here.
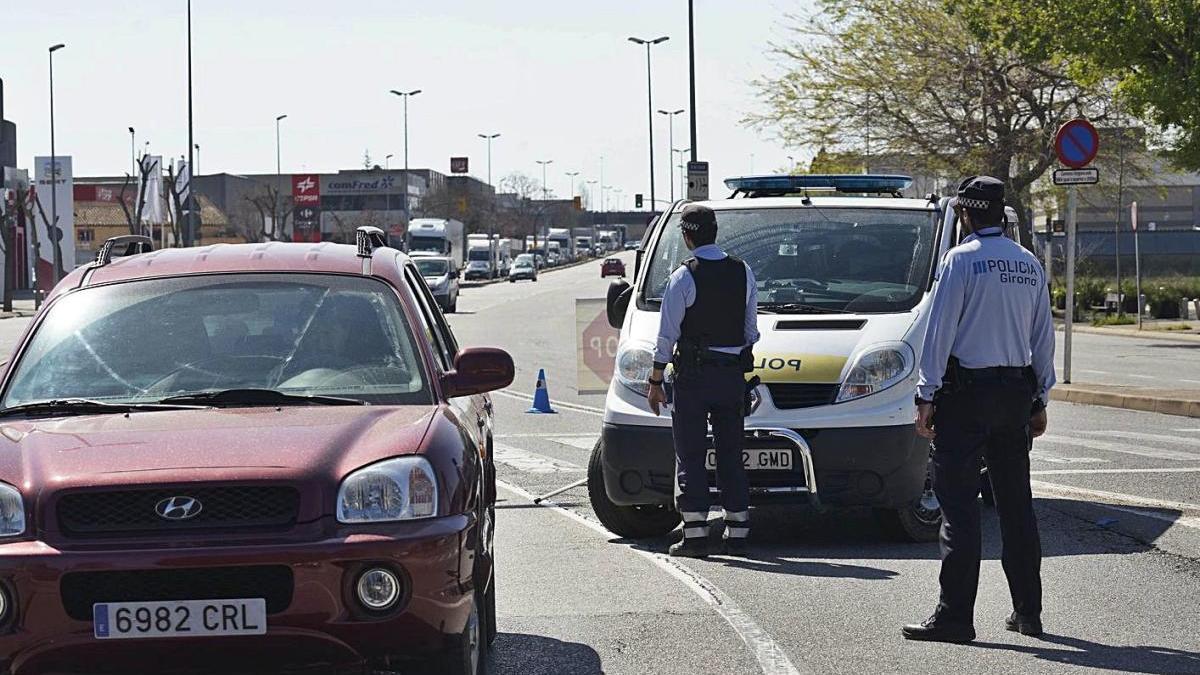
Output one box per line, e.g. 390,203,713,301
0,230,512,675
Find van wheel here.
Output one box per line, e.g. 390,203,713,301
587,438,680,539
874,454,941,542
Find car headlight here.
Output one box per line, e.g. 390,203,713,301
0,483,25,537
337,457,438,523
615,340,656,398
835,343,914,403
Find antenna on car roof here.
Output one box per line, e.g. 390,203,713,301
356,226,388,275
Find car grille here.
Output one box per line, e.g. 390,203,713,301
56,486,300,538
60,566,294,621
765,383,839,409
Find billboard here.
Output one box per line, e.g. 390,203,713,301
292,174,320,204
33,156,75,290
139,155,164,226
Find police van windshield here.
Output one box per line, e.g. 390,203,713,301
643,207,939,314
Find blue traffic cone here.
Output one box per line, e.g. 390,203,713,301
526,369,556,414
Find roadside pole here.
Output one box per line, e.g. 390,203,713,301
1043,221,1052,289
1064,185,1076,384
1133,200,1142,331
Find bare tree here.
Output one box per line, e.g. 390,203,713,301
163,160,195,247
244,182,293,242
118,154,154,236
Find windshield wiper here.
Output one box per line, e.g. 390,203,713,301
759,303,846,314
0,398,209,419
157,388,366,407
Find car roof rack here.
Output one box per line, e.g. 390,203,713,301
95,235,154,266
724,174,913,199
356,226,389,274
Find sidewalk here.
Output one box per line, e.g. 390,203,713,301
1051,383,1200,418
1055,318,1200,343
0,299,36,320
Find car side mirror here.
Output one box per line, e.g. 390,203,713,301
442,347,515,398
606,279,633,329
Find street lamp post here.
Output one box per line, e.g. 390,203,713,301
787,155,795,172
565,171,580,199
657,108,684,203
194,143,200,177
599,155,605,212
185,0,196,246
385,154,393,170
536,159,554,199
477,133,500,243
390,89,421,220
48,43,65,285
128,127,136,176
687,0,698,163
586,180,598,211
629,36,669,216
274,114,287,239
674,147,690,197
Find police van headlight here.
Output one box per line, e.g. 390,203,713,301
615,340,656,398
835,344,914,403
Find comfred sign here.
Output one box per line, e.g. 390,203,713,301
577,298,619,395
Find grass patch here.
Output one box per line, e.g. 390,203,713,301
1091,314,1136,327
1152,323,1194,331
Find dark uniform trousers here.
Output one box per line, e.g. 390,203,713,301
931,369,1042,624
672,361,750,540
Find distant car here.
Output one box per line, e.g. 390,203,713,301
601,257,626,278
414,255,460,313
624,240,640,251
509,253,539,282
0,229,514,674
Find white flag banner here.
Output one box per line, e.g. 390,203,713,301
140,155,164,225
32,156,75,290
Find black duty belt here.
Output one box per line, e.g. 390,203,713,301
697,351,742,367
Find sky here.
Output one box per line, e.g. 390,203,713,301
1,0,812,210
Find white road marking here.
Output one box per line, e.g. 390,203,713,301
496,432,599,439
1032,480,1200,517
497,479,807,675
1032,467,1200,475
1175,428,1200,433
1040,434,1200,462
493,443,581,473
1029,451,1108,464
1078,369,1114,376
552,436,600,450
496,388,607,415
1180,379,1200,386
1080,430,1200,449
1126,373,1158,380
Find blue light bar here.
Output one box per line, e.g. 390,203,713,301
724,174,913,195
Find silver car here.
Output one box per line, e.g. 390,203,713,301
414,256,460,312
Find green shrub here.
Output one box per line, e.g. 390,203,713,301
1091,314,1136,327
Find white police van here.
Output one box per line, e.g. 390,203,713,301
589,174,1017,542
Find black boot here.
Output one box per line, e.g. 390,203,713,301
1005,612,1043,637
901,615,975,644
722,537,748,556
668,537,709,558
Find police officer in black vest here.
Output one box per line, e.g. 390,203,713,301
647,204,760,558
902,176,1056,643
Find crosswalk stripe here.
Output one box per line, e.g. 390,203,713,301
1080,430,1200,449
1029,451,1108,464
1040,435,1200,462
1032,467,1200,475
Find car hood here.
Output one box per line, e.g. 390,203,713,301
0,405,436,492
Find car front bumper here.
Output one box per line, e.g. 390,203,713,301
599,422,927,509
0,514,476,674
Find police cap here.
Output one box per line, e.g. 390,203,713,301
951,175,1005,213
679,203,717,232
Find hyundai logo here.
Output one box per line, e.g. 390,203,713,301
155,496,203,521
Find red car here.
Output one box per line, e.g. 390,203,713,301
601,257,626,278
0,230,512,675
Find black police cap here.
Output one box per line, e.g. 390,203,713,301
952,175,1005,212
679,204,717,232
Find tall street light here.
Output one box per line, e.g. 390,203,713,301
194,143,200,177
599,155,605,213
390,89,421,220
586,179,598,211
477,132,500,241
48,43,65,285
275,114,287,239
629,35,669,215
385,153,393,170
674,147,690,197
128,127,136,176
536,159,553,199
565,171,580,199
185,0,196,246
687,0,698,163
657,108,684,203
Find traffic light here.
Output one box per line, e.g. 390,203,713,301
635,193,643,209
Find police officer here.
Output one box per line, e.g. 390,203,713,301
902,176,1055,643
646,204,759,558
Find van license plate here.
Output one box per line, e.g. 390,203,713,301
94,598,266,640
706,449,793,471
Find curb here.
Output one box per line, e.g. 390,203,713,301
1056,322,1200,344
1050,387,1200,418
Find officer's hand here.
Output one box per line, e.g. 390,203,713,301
647,384,666,416
915,402,936,440
1030,409,1048,438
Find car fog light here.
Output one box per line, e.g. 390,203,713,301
0,585,9,623
356,568,400,611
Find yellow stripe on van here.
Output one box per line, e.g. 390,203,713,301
749,353,847,384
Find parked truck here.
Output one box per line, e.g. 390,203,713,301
547,228,574,264
407,218,466,264
465,233,499,280
574,235,594,259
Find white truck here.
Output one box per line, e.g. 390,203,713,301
575,235,594,259
597,230,618,252
407,218,466,265
496,237,517,276
547,228,574,264
465,233,499,280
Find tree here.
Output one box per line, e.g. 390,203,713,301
118,154,154,236
243,181,293,242
746,0,1106,245
952,0,1200,169
164,159,197,247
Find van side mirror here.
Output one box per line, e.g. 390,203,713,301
606,279,633,329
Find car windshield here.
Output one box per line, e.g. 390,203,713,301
3,274,432,407
515,255,534,266
643,206,939,313
468,249,490,261
415,259,448,276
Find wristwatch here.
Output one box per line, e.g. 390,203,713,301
1030,398,1047,414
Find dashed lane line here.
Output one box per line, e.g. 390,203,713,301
1079,429,1200,449
496,479,807,675
1031,467,1200,475
1030,480,1200,520
1040,434,1200,462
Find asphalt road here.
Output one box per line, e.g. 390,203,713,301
445,253,1200,675
1055,329,1200,390
1,258,1198,674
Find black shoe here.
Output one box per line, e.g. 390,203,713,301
722,538,748,556
901,616,976,644
1005,612,1043,636
669,538,709,558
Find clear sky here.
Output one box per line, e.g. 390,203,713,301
2,0,810,209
